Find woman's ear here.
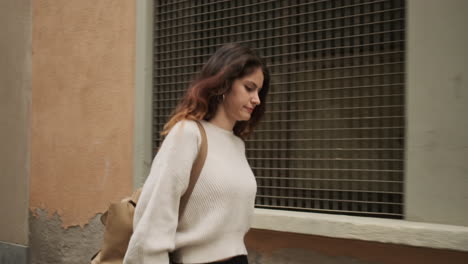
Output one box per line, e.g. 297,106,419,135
222,80,232,95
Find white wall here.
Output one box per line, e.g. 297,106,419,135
406,0,468,226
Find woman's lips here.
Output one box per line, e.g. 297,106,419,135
245,107,254,113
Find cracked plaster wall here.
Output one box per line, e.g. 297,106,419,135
29,0,136,263
29,209,104,264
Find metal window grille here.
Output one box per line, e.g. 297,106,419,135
153,0,405,218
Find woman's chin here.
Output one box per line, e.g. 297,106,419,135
239,114,251,121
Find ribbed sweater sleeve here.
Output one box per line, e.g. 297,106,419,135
123,121,200,264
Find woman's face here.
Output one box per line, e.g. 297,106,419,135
224,67,264,122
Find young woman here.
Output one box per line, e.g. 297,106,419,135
124,43,270,264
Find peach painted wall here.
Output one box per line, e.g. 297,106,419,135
30,0,135,227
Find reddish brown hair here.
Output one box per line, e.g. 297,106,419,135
162,43,270,139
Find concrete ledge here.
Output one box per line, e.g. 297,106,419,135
252,208,468,252
0,241,28,264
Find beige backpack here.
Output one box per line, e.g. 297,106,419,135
90,121,208,264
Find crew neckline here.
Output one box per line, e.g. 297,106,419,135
201,120,234,135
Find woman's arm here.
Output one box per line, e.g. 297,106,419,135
123,120,200,264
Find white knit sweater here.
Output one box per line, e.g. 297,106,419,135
123,120,257,264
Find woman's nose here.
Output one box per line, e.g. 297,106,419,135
252,93,261,105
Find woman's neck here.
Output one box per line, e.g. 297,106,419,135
209,106,236,131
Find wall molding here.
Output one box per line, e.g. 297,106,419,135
253,209,468,252
0,241,28,264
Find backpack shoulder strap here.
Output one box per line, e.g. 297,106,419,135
178,120,208,219
129,120,207,219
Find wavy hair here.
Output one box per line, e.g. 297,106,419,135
161,43,270,139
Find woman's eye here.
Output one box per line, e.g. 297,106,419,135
245,86,254,91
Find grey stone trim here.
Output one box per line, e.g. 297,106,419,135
0,241,29,264
253,208,468,252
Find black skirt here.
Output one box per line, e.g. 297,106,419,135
207,255,248,264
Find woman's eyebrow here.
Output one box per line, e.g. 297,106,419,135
245,80,262,90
